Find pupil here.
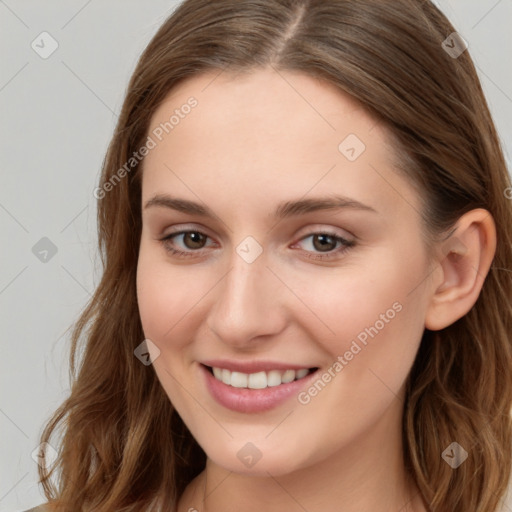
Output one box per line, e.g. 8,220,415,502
314,234,335,252
185,232,205,249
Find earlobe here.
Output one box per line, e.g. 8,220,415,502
424,209,497,331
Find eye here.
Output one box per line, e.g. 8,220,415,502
293,232,355,260
159,230,214,258
158,229,356,261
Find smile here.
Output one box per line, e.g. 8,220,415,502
209,366,315,389
200,363,320,413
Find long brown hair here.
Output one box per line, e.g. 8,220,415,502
38,1,512,510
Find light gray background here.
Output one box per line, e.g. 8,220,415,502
1,1,511,511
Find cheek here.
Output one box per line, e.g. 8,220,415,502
287,273,426,466
136,247,197,346
136,245,226,372
291,247,427,360
136,248,204,411
287,246,429,437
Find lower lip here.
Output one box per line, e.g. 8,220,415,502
200,364,318,413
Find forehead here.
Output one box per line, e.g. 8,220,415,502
147,67,376,146
141,67,421,220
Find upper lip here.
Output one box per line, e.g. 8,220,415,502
201,359,317,373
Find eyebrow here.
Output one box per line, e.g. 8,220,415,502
144,194,378,218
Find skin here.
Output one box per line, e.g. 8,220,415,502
136,67,496,512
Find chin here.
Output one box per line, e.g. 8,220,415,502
202,437,313,477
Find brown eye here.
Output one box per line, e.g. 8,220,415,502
182,231,207,249
294,231,356,261
312,234,338,252
159,230,214,258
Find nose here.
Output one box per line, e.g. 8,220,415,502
206,248,287,349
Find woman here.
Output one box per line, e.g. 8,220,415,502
30,0,512,511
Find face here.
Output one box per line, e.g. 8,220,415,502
136,67,434,476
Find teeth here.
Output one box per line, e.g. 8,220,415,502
230,371,248,388
248,371,267,389
296,368,309,379
281,369,295,383
210,366,312,389
267,370,282,387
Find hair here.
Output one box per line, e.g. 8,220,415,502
37,0,512,511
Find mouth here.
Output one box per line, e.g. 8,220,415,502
200,363,320,413
204,364,318,389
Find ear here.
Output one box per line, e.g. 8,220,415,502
424,208,497,331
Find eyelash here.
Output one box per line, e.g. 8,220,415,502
158,230,356,261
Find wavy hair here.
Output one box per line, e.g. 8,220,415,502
38,1,512,510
